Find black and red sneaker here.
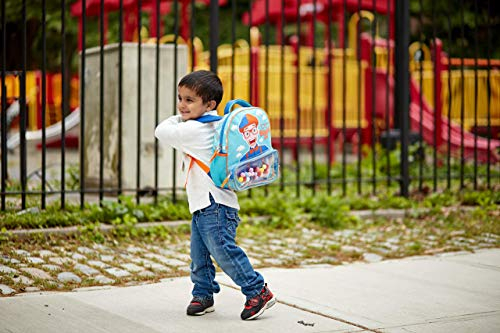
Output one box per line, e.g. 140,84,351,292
240,283,276,320
186,297,215,316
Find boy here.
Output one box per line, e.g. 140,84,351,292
154,70,276,320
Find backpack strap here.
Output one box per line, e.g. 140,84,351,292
195,114,222,123
184,154,211,188
223,99,252,115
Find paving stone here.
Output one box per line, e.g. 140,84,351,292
24,286,41,292
248,257,262,266
93,275,115,284
93,244,112,251
126,246,145,254
26,257,45,264
1,255,20,264
133,259,170,272
87,260,108,268
57,272,82,283
42,264,62,272
49,257,75,265
105,267,131,278
14,249,30,256
77,246,96,254
240,238,256,245
37,250,56,257
341,245,363,253
363,253,383,263
144,253,186,267
263,258,284,266
20,267,53,280
100,255,115,262
121,263,145,273
269,239,284,246
0,284,16,295
12,275,34,285
74,264,100,276
0,264,18,274
72,253,87,261
138,270,155,278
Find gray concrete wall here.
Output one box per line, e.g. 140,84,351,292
81,43,187,192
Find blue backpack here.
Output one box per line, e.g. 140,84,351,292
193,99,279,191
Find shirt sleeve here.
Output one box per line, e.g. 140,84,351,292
155,115,210,157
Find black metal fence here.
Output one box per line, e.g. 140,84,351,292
1,0,498,211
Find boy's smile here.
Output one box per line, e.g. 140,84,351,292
177,86,215,121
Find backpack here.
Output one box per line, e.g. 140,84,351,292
191,99,279,191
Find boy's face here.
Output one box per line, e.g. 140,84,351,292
177,85,215,121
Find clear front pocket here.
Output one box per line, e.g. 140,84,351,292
228,149,279,191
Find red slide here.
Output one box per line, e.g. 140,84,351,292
409,78,499,163
373,70,499,164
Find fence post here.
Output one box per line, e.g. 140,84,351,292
395,0,410,197
209,0,219,74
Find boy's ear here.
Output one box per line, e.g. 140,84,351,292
207,100,217,110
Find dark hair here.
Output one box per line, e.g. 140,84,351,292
178,70,224,109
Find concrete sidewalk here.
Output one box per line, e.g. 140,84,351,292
1,249,499,333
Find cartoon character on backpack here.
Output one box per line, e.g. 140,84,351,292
195,99,279,191
238,114,269,162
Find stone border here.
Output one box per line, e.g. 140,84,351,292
1,208,433,239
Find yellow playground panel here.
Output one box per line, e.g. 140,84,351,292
411,67,500,130
0,72,39,131
199,43,367,141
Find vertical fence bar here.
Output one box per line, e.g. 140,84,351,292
431,0,437,191
41,0,47,209
342,0,347,195
118,0,123,198
247,0,254,199
209,0,219,74
40,0,47,209
279,0,285,191
356,0,361,194
136,0,142,203
418,0,424,191
20,0,27,209
446,13,452,189
311,0,317,195
172,0,179,202
370,0,377,194
154,0,160,203
459,0,465,189
395,0,410,197
61,0,67,208
327,0,333,195
385,0,391,187
0,0,6,210
486,0,491,188
230,0,236,100
99,0,105,204
294,0,301,197
473,0,478,190
191,0,195,72
80,0,86,208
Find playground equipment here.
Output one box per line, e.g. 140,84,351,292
2,0,499,164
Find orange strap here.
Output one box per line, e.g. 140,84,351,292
184,155,210,188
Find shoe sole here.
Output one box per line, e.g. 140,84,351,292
188,306,215,316
243,296,276,321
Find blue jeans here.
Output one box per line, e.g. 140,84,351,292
190,195,264,300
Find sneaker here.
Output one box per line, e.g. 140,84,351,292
240,283,276,320
186,297,215,316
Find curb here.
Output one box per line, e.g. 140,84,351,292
1,208,430,240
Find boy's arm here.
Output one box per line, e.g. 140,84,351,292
154,115,184,150
155,115,207,155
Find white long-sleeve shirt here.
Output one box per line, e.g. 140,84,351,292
155,110,239,213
